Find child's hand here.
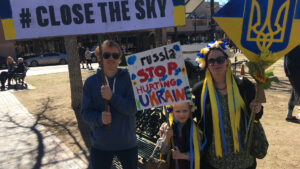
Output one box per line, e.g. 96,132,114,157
159,122,167,136
165,126,173,140
171,146,181,159
171,146,190,160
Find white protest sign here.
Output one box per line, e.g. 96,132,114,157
126,42,191,110
0,0,186,40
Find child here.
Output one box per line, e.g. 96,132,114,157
156,102,201,169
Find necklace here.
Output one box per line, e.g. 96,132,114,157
216,85,227,90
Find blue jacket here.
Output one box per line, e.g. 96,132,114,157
81,68,137,151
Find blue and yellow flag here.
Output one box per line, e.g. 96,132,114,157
173,0,186,26
213,0,300,68
0,0,16,39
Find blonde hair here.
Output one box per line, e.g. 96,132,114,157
94,40,122,57
166,101,196,114
6,56,14,65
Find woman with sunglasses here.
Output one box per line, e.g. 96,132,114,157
192,41,263,169
81,40,137,169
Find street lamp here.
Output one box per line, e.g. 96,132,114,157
192,12,198,43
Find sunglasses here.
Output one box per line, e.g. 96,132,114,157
207,56,226,66
103,52,120,59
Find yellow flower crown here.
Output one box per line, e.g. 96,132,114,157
195,41,234,69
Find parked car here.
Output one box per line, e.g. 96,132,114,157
0,56,7,69
24,52,67,67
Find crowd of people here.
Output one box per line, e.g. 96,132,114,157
81,40,267,169
78,42,93,70
0,56,26,91
1,39,298,168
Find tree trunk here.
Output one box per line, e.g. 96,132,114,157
64,36,91,148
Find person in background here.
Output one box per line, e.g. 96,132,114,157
85,47,93,70
0,56,17,90
284,45,300,123
15,57,26,73
81,40,137,169
78,42,86,69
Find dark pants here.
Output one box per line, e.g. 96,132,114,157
90,146,138,169
87,59,92,65
0,72,11,88
287,88,300,115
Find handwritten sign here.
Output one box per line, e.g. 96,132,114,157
0,0,185,40
126,42,191,110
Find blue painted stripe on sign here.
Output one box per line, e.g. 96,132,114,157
214,0,245,18
0,0,13,19
172,0,185,6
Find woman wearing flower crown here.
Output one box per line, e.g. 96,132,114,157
192,41,263,169
156,102,201,169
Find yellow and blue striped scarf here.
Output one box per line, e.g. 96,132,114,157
200,65,248,158
169,113,200,169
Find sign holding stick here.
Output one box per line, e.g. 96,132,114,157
126,42,191,111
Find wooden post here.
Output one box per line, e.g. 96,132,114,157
98,35,111,132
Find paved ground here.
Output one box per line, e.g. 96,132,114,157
0,63,130,169
0,91,87,169
0,65,90,169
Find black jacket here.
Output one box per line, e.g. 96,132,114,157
192,76,263,167
15,62,26,73
284,45,300,95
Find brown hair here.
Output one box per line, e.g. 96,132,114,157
94,40,122,57
205,47,229,68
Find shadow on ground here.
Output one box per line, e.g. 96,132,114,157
0,98,87,169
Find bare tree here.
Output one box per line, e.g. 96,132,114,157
64,36,91,148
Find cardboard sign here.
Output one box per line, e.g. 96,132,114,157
213,0,300,68
0,0,185,40
126,42,191,110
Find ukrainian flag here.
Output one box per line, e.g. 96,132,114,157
0,0,16,39
213,0,300,67
173,0,185,26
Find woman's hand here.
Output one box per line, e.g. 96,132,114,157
171,146,190,160
250,101,262,114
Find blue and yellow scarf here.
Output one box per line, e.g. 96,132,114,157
168,112,200,169
200,65,248,158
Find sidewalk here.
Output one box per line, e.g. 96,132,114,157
0,91,87,169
